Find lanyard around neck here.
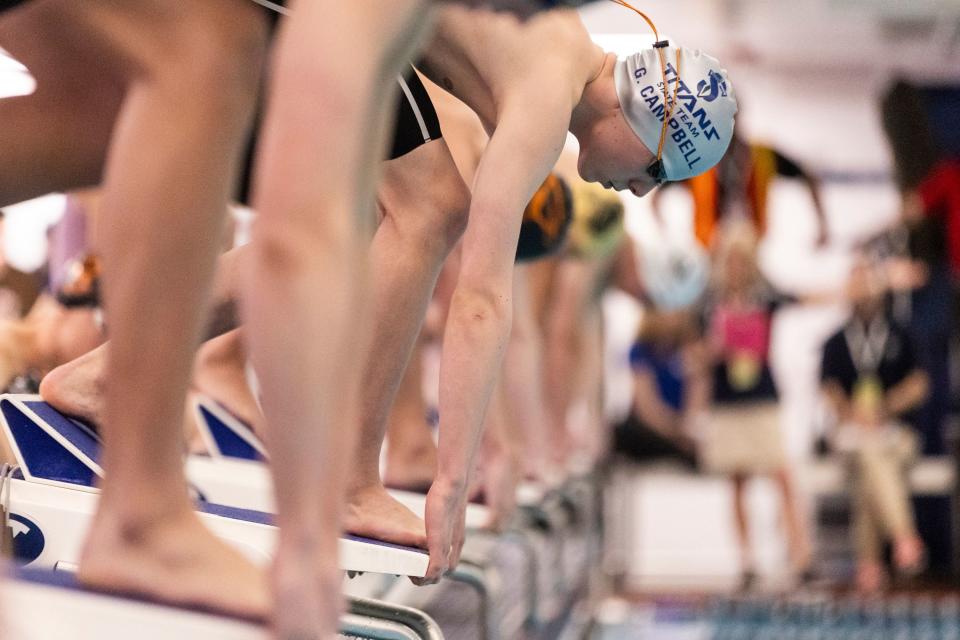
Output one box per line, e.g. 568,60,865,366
844,316,889,376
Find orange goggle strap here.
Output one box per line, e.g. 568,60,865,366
607,0,682,165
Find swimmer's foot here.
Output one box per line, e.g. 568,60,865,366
344,483,427,549
78,501,270,621
549,427,575,474
192,333,263,436
383,435,437,494
523,449,564,488
39,343,107,427
273,544,342,640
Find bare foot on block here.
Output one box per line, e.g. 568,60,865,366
344,483,427,550
78,503,270,621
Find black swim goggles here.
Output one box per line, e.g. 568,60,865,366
608,0,682,186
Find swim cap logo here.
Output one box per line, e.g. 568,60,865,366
696,70,727,103
9,513,45,564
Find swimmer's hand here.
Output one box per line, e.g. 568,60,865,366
414,477,467,585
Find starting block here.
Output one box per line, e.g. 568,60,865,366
186,399,590,639
3,568,267,640
189,395,492,530
3,568,445,640
190,393,507,636
189,398,532,640
390,489,492,532
0,395,428,578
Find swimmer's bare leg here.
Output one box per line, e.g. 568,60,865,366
543,258,594,470
242,1,433,636
347,140,469,549
475,372,521,530
44,330,254,455
577,307,609,465
382,337,438,493
503,264,557,483
59,0,270,618
41,243,247,425
192,329,263,435
40,342,106,425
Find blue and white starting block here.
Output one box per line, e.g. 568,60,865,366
3,567,444,640
186,398,520,638
0,395,428,578
3,568,268,640
187,395,492,530
0,392,602,640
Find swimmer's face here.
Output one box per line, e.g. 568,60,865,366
576,109,659,198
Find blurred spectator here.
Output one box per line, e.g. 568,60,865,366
821,258,929,592
881,79,957,453
612,307,705,470
699,221,811,588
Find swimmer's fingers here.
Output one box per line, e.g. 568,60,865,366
411,484,461,585
448,515,466,570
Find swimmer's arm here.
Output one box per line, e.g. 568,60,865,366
434,101,571,492
543,259,594,430
460,113,489,182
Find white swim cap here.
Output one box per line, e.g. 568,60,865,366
640,240,710,310
614,38,738,182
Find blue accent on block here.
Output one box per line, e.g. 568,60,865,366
196,500,274,526
199,404,261,461
2,400,96,487
11,566,267,624
13,567,78,590
196,502,426,554
9,513,45,564
24,401,100,463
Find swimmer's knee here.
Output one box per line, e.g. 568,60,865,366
379,157,470,256
435,175,471,249
388,169,470,253
251,220,356,281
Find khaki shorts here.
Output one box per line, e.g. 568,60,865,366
701,402,786,475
